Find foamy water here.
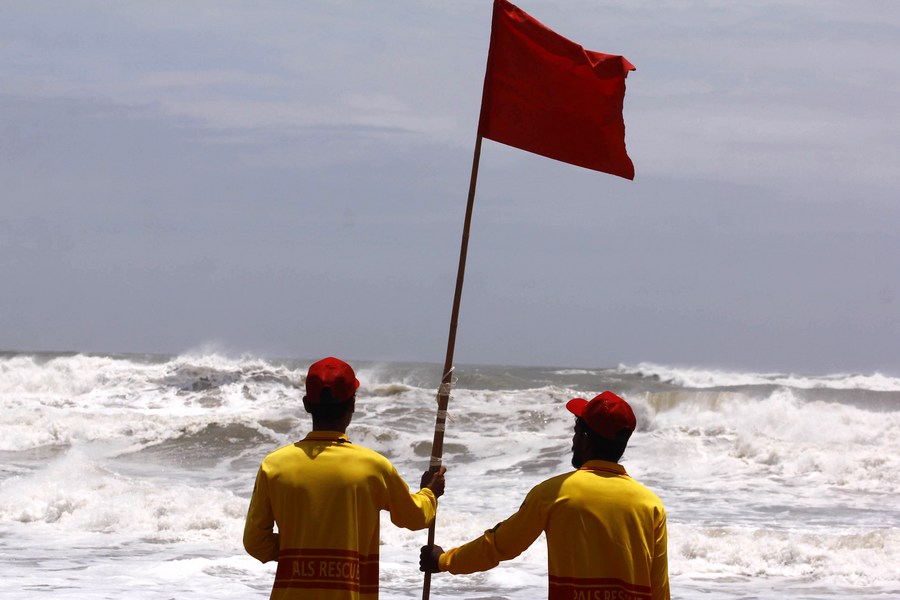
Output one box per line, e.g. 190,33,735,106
1,352,898,599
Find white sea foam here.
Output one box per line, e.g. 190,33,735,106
0,446,246,542
620,361,900,391
551,368,600,376
672,522,900,586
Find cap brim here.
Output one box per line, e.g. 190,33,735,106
565,398,589,417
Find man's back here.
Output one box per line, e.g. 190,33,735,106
540,461,668,599
244,431,437,599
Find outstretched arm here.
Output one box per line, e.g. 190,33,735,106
419,485,546,575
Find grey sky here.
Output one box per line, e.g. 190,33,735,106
2,1,899,374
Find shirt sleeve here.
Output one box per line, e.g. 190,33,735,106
439,486,546,574
651,507,670,600
242,466,280,563
384,464,438,531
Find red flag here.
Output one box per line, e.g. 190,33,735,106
478,0,636,179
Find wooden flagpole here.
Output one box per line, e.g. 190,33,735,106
421,134,483,600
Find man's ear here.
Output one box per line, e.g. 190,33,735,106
302,396,312,414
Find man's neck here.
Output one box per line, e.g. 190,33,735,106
311,420,348,433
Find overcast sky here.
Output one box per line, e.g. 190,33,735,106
2,1,899,374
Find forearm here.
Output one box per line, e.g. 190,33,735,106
651,518,670,600
243,468,279,563
439,531,505,574
243,524,279,563
439,518,540,575
389,487,438,531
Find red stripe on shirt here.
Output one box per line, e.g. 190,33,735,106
275,548,379,591
549,575,652,600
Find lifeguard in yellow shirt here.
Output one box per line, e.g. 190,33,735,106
244,356,446,599
420,391,669,600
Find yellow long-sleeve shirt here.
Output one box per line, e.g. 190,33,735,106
439,460,669,600
243,431,437,599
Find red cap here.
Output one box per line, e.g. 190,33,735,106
565,390,635,439
305,357,360,404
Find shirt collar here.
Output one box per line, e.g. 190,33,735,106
578,459,627,476
303,430,350,443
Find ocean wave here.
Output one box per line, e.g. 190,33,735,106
619,362,900,392
0,447,246,541
671,523,900,586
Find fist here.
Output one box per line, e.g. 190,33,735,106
420,466,447,498
419,544,444,573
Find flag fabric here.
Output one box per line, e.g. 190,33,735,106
478,0,636,180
